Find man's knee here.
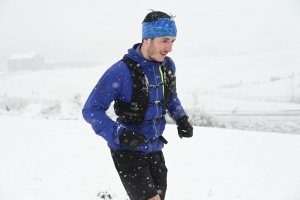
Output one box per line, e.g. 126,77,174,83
149,194,160,200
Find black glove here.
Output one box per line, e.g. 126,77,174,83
119,129,147,151
177,116,193,138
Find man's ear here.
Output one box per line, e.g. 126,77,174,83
143,38,149,44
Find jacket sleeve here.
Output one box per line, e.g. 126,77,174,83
167,92,188,122
166,57,188,122
82,62,125,144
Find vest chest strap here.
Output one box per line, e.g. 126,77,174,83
145,135,168,144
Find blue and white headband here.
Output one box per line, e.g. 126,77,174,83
142,18,177,39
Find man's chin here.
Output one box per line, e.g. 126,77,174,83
150,57,164,63
157,55,166,62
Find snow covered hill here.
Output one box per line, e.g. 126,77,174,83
1,53,300,134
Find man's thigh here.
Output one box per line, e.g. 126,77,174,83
148,151,168,198
111,150,167,200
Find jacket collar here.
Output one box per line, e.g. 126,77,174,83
125,43,167,66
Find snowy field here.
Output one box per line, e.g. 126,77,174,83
1,53,300,199
1,115,300,200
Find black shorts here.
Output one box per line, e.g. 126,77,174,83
111,150,168,200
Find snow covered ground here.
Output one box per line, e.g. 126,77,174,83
1,115,300,200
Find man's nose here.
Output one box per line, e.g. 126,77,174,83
165,43,173,52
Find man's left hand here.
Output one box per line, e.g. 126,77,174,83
177,116,193,138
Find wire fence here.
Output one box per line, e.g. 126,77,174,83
206,109,300,116
196,92,300,103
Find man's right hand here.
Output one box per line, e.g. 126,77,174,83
119,129,147,151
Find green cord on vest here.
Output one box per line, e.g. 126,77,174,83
159,66,164,96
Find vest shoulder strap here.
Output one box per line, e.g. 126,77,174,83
113,56,149,125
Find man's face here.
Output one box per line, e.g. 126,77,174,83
144,36,176,62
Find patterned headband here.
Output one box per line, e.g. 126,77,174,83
142,18,177,39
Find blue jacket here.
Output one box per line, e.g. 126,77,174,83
82,43,187,153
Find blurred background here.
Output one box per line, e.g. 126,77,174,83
1,0,300,62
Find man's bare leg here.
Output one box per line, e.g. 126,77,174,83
149,194,160,200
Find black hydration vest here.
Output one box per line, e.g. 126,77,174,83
114,56,176,125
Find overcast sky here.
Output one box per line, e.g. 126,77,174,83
0,0,300,62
